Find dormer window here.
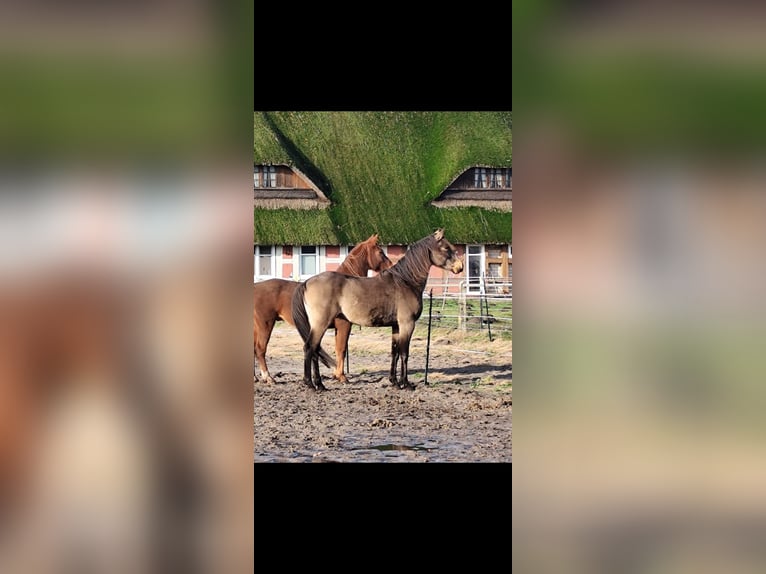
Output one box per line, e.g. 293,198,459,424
253,163,331,209
431,165,512,211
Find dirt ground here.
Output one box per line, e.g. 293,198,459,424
253,321,512,462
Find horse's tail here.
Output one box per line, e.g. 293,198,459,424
316,344,336,370
292,281,336,369
292,281,311,342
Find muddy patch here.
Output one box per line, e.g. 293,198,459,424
254,322,512,463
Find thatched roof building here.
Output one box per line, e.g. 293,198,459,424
253,111,512,246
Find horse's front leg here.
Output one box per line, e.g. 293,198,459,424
397,324,416,390
388,325,400,387
255,318,276,384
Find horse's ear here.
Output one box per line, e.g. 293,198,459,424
434,228,444,241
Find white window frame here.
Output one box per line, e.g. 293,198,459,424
474,168,489,188
465,244,484,293
254,245,276,281
299,245,319,280
490,169,503,188
254,165,277,188
268,166,276,187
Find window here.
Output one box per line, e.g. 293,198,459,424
473,168,489,189
470,167,511,189
486,246,502,259
253,166,276,188
254,245,274,280
465,167,511,191
466,245,483,293
484,168,511,188
300,246,317,277
492,169,505,187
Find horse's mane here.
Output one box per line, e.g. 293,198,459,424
382,235,435,289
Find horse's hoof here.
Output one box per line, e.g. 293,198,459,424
333,375,349,384
260,375,276,384
313,382,327,392
302,379,314,389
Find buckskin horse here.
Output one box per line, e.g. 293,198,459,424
253,233,392,384
292,229,464,391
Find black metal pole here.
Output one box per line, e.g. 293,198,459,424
424,289,433,385
479,279,484,331
480,274,486,332
483,276,493,342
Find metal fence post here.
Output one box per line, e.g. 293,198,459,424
424,289,433,386
482,275,493,342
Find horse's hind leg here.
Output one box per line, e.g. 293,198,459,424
311,349,325,391
303,329,327,391
302,342,313,388
332,318,352,383
254,317,277,384
388,325,400,387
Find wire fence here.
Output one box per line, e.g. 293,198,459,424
416,276,512,340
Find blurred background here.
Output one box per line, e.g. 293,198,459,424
513,1,766,573
0,1,253,573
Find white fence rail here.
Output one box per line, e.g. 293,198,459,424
423,276,512,298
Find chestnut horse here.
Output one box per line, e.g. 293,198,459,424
292,229,464,391
253,234,392,384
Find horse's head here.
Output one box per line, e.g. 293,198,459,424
366,234,393,273
431,229,464,274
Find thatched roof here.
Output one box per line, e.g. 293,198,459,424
253,111,512,245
